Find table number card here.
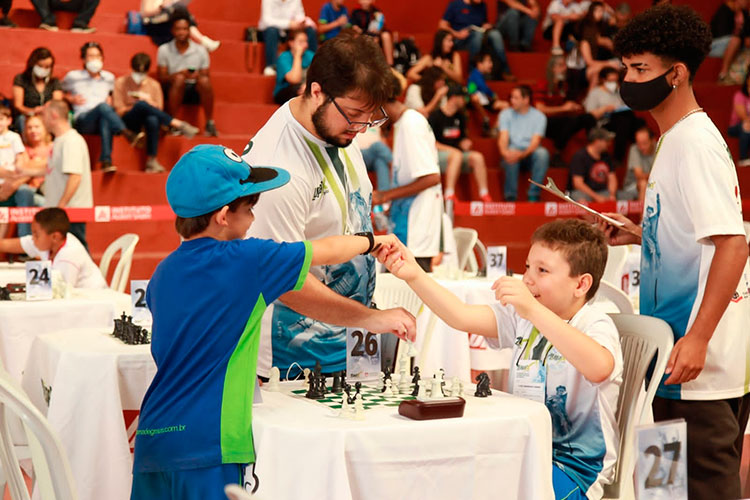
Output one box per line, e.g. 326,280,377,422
346,328,380,381
130,280,152,325
636,419,687,500
486,246,508,281
26,261,52,301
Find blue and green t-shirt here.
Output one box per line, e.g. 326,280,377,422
133,237,311,472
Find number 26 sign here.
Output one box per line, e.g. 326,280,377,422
636,419,687,500
346,328,380,381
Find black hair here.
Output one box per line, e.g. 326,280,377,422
470,52,492,69
23,47,55,81
598,66,619,81
431,30,454,59
171,12,192,28
614,4,711,81
80,41,103,59
513,84,532,101
34,208,70,236
174,194,260,239
130,53,151,73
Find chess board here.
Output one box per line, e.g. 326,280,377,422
289,383,416,410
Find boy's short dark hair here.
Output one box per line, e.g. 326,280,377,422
304,30,393,109
0,105,11,119
34,208,70,237
613,4,711,82
171,12,192,28
531,219,608,301
131,53,151,72
175,194,259,239
470,52,492,68
598,66,618,82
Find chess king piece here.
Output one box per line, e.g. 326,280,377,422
474,372,492,397
267,367,281,391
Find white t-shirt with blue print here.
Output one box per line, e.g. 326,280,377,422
641,111,750,401
488,302,622,500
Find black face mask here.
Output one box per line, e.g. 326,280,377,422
619,67,675,111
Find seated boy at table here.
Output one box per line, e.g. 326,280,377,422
131,144,415,500
0,207,107,289
379,218,623,500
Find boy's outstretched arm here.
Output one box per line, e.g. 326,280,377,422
493,277,615,383
378,243,498,339
280,276,417,341
310,233,400,266
0,238,24,255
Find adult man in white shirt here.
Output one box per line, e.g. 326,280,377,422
243,32,413,379
260,0,318,76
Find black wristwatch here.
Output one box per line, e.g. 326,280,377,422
355,231,380,255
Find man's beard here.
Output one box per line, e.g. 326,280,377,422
312,101,354,148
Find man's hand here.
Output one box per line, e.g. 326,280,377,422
289,19,305,30
663,333,709,385
455,28,470,40
362,307,417,342
459,138,472,151
492,276,539,319
597,212,642,246
503,149,523,163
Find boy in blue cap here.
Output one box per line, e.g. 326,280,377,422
131,144,415,499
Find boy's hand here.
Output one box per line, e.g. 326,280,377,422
363,307,417,342
492,276,539,319
597,212,642,246
376,242,421,282
372,234,401,254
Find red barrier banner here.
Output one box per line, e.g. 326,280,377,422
454,200,646,217
0,205,176,223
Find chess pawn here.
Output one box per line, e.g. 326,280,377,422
416,379,429,401
354,393,365,420
340,395,351,419
302,368,311,381
430,375,444,399
390,379,400,396
449,377,461,397
267,367,280,391
384,379,393,395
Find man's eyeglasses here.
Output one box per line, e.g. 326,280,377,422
328,95,389,131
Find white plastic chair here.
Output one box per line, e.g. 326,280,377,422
595,280,635,314
0,369,77,500
452,227,478,275
464,237,489,276
602,314,674,500
603,245,629,286
98,234,139,293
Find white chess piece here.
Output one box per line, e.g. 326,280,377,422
354,393,365,420
267,367,280,391
398,363,410,394
384,379,393,395
430,375,444,399
416,379,429,401
391,379,400,396
302,368,311,381
407,340,418,357
449,377,461,397
340,394,351,418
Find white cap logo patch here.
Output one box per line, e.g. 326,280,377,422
223,148,243,163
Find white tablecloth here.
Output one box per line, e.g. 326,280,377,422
0,262,26,286
253,381,554,500
22,328,156,500
0,288,131,381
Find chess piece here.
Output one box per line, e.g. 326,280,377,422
267,367,280,391
384,379,393,395
398,353,410,393
354,381,362,399
379,371,387,392
406,340,418,357
474,372,492,397
410,367,421,397
332,371,343,393
416,379,429,401
383,367,392,385
302,368,311,381
390,379,399,396
340,394,351,418
449,377,461,397
354,393,365,420
430,375,444,399
305,372,317,399
344,383,353,404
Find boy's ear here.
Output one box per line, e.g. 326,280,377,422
213,206,231,227
575,273,593,299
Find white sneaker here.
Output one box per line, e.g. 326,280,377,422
263,66,276,77
201,37,220,52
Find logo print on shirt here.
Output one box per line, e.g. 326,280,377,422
312,180,328,201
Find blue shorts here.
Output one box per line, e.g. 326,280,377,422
552,463,587,500
131,463,247,500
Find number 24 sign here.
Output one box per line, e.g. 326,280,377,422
636,419,687,500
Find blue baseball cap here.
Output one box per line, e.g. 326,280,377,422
166,144,290,217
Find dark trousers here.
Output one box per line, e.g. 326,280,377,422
262,26,318,69
122,101,172,157
0,0,11,16
603,110,644,163
69,222,88,253
74,102,126,163
546,113,596,152
728,123,750,160
653,393,750,500
30,0,99,27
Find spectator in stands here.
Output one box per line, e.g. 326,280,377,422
259,0,317,76
114,53,200,173
428,82,492,202
31,0,98,32
577,1,620,88
157,14,218,137
35,100,92,250
439,0,515,81
0,0,15,27
140,0,221,51
351,0,393,65
497,85,548,202
534,54,596,162
407,30,463,84
273,29,315,105
568,127,616,202
468,52,509,135
612,2,631,31
64,41,136,174
318,0,349,42
16,114,49,237
583,66,643,163
404,66,448,117
496,0,540,52
357,126,391,192
542,0,589,55
12,47,62,134
728,70,750,166
0,105,28,237
711,0,749,84
618,125,654,201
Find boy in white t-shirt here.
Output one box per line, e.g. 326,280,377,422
380,219,622,500
604,6,750,499
0,208,107,289
373,73,442,272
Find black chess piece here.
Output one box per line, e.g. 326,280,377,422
344,383,353,404
410,368,421,397
317,373,327,395
332,372,342,393
474,372,492,397
0,287,11,301
305,372,317,399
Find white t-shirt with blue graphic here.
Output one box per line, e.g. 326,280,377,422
641,111,750,401
488,302,622,500
243,101,375,378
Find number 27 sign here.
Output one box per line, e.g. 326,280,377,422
636,419,687,499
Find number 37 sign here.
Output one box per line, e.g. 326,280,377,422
636,419,687,500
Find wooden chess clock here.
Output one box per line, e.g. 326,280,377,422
398,397,465,420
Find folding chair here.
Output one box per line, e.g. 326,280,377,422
98,234,139,293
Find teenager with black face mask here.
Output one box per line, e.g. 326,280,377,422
600,5,750,500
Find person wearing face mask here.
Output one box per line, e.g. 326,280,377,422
63,41,139,174
583,66,643,163
600,6,750,500
113,53,199,173
12,47,63,134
